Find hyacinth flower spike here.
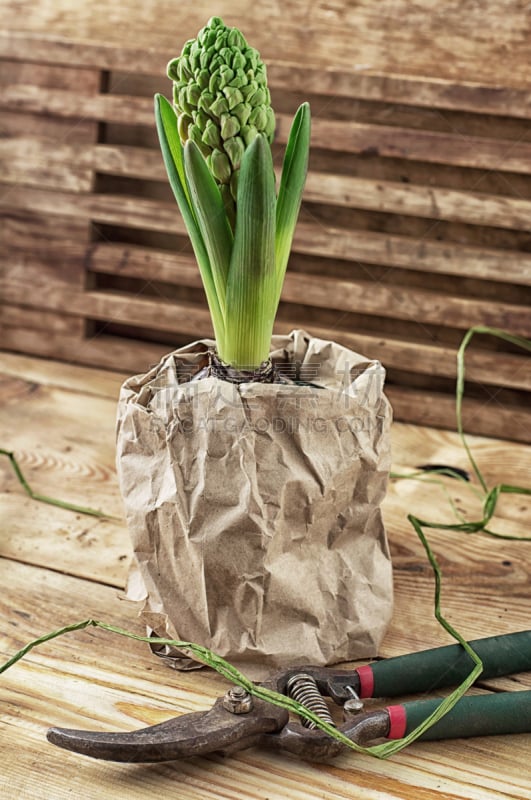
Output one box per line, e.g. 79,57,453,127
155,16,310,370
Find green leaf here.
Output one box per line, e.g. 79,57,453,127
155,94,192,212
154,93,225,348
275,102,311,303
183,140,234,316
223,134,277,367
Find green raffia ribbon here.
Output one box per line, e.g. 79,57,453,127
0,613,481,759
1,325,530,757
391,325,531,543
0,448,114,519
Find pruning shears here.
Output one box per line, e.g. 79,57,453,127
47,630,531,762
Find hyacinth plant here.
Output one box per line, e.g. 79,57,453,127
155,16,310,371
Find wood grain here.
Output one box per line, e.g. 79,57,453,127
0,109,99,146
4,252,531,373
0,327,168,375
4,84,531,175
68,242,531,390
4,187,531,287
4,257,531,337
3,29,531,118
387,384,531,441
1,305,84,336
0,352,126,404
1,0,531,88
1,353,530,799
5,137,531,232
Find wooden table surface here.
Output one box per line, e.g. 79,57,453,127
0,350,530,799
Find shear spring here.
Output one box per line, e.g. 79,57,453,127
286,673,336,730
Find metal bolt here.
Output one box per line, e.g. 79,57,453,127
222,685,254,714
343,685,364,717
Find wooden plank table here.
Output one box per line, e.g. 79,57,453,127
0,350,530,799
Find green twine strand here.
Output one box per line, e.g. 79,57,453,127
0,617,480,758
0,448,117,519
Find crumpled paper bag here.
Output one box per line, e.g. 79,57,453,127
116,330,393,678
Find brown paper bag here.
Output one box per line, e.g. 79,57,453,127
116,330,393,677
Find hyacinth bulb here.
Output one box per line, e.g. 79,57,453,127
167,16,276,220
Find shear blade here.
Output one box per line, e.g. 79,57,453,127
47,698,288,762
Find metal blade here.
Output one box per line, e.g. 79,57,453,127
47,697,289,762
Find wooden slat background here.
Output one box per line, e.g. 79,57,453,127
1,19,530,441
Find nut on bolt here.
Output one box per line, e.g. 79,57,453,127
222,685,254,714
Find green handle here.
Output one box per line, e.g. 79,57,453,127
395,690,531,740
369,630,531,697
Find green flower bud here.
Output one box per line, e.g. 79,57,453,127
210,94,229,118
181,58,193,81
255,65,267,83
205,29,218,48
224,136,245,168
189,43,201,72
197,91,215,115
248,86,267,106
248,105,268,129
199,46,211,70
245,48,259,71
195,109,210,130
208,69,221,95
229,69,247,89
167,58,180,81
197,25,208,45
220,113,240,140
188,123,202,145
202,118,222,149
219,47,233,64
219,65,235,89
178,86,192,115
231,102,251,127
210,53,222,71
241,124,258,147
211,148,231,183
227,28,246,49
231,51,246,70
186,82,201,105
189,124,211,157
197,69,210,90
178,112,193,141
223,86,244,110
265,106,276,139
168,16,276,219
240,81,258,100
